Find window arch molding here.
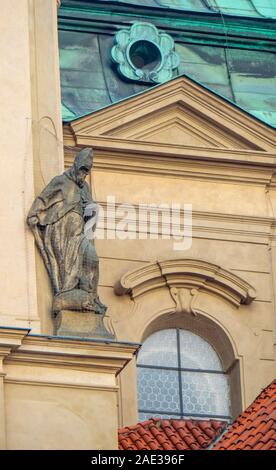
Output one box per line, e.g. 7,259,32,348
115,258,256,308
114,258,255,419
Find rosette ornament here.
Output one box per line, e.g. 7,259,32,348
111,22,180,84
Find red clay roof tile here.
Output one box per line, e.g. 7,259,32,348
118,418,227,451
214,379,276,450
119,380,275,451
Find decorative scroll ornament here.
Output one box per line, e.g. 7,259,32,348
114,259,256,309
111,22,180,84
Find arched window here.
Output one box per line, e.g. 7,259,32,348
137,329,231,421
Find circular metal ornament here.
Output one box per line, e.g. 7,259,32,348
111,22,180,84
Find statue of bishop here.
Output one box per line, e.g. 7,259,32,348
27,147,106,317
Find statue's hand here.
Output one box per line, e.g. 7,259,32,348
28,215,39,227
84,211,96,223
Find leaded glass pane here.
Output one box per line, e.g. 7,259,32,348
181,371,231,417
137,329,178,367
179,330,223,371
137,368,180,413
137,329,231,420
139,412,181,421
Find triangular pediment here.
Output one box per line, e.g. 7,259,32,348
68,76,276,162
104,103,252,149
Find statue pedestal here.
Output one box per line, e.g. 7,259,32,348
53,310,115,340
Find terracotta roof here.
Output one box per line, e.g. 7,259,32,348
118,418,227,451
214,380,276,450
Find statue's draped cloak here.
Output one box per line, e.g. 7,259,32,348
27,170,98,295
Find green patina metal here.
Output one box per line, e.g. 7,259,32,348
208,0,276,18
62,0,276,19
111,22,179,83
58,1,276,128
59,3,276,52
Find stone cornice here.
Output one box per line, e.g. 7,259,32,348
0,327,30,352
70,78,276,151
65,76,276,185
4,378,118,392
91,202,273,244
114,259,256,308
0,328,139,377
64,148,275,186
71,139,276,167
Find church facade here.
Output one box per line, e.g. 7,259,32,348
0,0,275,449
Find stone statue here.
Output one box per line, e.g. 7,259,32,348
27,147,107,319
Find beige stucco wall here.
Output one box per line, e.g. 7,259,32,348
0,328,138,450
0,0,63,333
63,79,276,426
92,173,276,425
0,0,142,451
5,384,117,449
0,0,275,447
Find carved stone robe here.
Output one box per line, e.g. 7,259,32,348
27,169,98,296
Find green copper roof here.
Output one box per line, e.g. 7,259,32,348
87,0,276,18
59,1,276,127
59,29,276,127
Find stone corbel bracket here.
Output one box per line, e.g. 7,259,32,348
114,259,256,309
